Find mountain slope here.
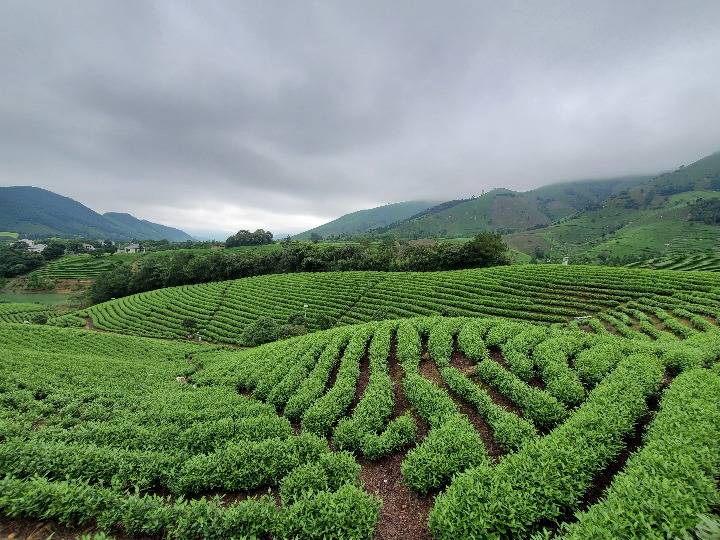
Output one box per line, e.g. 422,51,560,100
103,212,192,242
380,176,648,238
506,151,720,261
0,186,192,241
293,200,438,239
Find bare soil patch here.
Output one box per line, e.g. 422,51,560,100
360,454,433,540
349,347,371,413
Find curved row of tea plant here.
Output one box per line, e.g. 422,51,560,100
4,312,720,538
0,323,380,539
53,264,720,345
0,302,57,323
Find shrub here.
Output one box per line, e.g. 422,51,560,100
239,317,279,346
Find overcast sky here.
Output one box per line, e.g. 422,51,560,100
2,1,720,236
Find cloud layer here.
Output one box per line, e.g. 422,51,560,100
2,0,720,235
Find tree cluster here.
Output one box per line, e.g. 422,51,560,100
225,229,273,247
89,233,509,303
687,198,720,225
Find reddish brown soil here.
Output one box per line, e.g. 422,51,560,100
0,519,150,540
449,348,475,375
360,454,433,540
324,354,342,393
349,347,371,413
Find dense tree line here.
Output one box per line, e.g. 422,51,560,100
688,198,720,225
89,233,509,303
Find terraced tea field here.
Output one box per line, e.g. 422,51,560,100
627,252,720,272
29,253,138,280
0,302,57,323
56,264,720,345
1,315,718,538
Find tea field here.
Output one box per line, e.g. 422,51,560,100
1,313,719,538
54,264,720,345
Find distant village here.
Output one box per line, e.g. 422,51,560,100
17,238,145,255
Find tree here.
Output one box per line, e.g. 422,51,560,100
226,229,274,247
314,314,335,330
310,232,323,244
240,317,280,346
29,313,48,324
461,232,510,268
42,243,65,261
182,318,198,336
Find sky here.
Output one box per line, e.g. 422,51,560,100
2,1,720,237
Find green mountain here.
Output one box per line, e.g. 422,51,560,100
507,151,720,262
293,200,438,240
0,186,193,241
102,212,193,242
376,177,648,238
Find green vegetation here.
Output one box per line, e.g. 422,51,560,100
65,264,720,344
30,253,138,280
507,152,720,262
3,303,718,537
87,233,509,304
301,177,646,240
627,251,720,272
225,228,273,247
0,302,57,323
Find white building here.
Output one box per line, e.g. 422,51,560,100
19,239,46,253
119,243,144,254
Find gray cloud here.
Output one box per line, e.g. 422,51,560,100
1,0,720,234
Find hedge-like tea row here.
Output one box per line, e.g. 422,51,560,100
559,368,720,539
430,353,664,538
474,358,567,429
0,475,379,539
55,264,720,343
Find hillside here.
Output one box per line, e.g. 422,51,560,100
53,264,720,344
0,186,193,241
507,151,720,261
382,177,648,238
293,200,438,239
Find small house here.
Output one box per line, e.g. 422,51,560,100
119,243,144,254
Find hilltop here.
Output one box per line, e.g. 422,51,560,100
0,186,193,241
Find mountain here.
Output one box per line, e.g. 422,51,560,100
373,176,648,238
0,186,193,241
103,212,192,242
293,200,438,240
506,151,720,261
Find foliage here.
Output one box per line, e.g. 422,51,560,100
225,228,273,247
239,316,280,346
87,236,511,304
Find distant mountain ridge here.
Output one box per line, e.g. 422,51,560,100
0,186,193,241
292,200,439,240
296,176,650,239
